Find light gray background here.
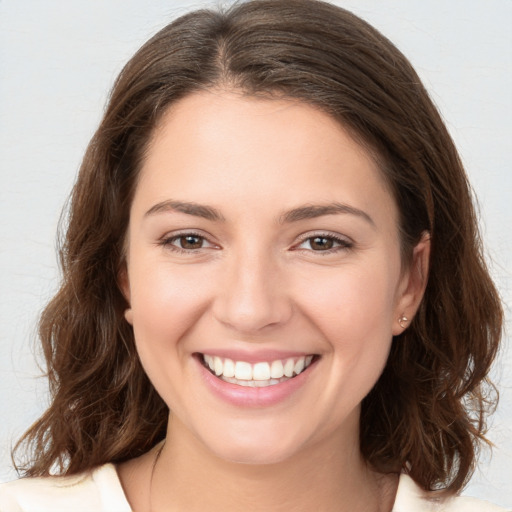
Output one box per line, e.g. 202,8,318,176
1,0,511,506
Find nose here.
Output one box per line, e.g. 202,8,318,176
212,249,293,335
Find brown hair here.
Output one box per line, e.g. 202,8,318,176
14,0,502,494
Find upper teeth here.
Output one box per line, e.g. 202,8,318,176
203,354,314,381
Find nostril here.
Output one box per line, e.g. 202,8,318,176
212,298,293,334
210,267,293,334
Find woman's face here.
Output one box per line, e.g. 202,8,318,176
122,91,428,465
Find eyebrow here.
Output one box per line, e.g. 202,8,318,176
144,199,374,227
280,202,375,227
144,200,226,222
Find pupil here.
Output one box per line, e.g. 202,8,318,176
181,235,202,249
311,237,333,250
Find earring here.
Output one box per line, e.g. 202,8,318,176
124,308,133,325
398,316,408,329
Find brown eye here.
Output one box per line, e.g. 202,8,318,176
178,235,204,249
295,234,352,253
160,232,218,253
309,236,334,251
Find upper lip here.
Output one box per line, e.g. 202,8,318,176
196,349,317,364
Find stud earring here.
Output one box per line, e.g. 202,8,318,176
124,308,133,325
398,316,408,329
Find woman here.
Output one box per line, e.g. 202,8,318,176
0,0,506,510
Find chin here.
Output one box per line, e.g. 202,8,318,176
198,423,307,466
213,443,297,466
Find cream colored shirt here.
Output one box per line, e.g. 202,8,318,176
0,464,508,511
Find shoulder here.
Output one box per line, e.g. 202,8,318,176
0,464,131,512
394,473,509,512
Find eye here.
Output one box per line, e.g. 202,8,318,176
295,233,353,252
175,234,205,250
159,232,217,252
307,236,336,251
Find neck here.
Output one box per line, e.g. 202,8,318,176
149,414,397,512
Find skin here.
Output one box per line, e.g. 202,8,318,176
117,90,430,511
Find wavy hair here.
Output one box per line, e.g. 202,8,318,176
14,0,502,494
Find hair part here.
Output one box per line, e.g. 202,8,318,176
14,0,502,495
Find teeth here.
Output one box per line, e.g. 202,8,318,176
294,357,305,375
270,360,284,379
214,356,223,376
283,358,294,377
202,354,315,384
253,362,270,380
223,358,235,378
222,376,289,387
234,361,252,380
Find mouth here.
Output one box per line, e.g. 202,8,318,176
197,353,320,388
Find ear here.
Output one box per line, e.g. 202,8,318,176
392,232,430,335
118,262,133,325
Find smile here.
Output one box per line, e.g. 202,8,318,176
201,354,316,388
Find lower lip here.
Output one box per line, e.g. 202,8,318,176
196,356,317,408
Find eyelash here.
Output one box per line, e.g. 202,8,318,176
159,231,353,255
159,231,216,254
293,232,354,254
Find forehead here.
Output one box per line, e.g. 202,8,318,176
135,91,397,225
145,90,375,165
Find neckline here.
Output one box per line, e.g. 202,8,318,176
108,463,418,511
93,463,133,510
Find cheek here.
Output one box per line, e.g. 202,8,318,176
300,265,397,333
295,261,399,390
128,260,213,359
127,262,218,412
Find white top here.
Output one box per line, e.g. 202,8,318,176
0,464,507,511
